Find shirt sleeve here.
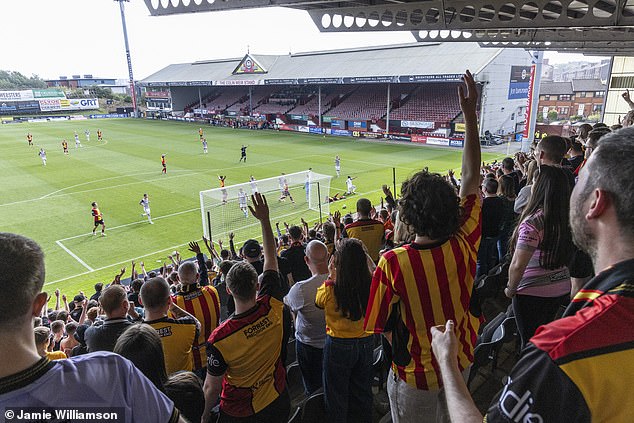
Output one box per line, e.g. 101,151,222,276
364,255,400,333
315,282,328,309
124,357,179,423
207,345,228,377
516,220,539,252
197,252,209,287
485,344,590,422
284,284,304,313
459,194,482,251
259,269,284,301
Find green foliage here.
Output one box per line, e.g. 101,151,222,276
0,70,47,90
569,115,583,122
547,110,559,121
0,119,500,297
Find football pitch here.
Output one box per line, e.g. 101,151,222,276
0,118,501,297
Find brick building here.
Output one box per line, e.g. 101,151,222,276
538,79,606,120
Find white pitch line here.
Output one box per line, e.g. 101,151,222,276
1,155,322,208
55,240,94,272
44,203,332,286
57,207,201,242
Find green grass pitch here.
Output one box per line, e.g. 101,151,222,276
0,118,500,300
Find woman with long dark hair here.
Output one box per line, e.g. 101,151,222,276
505,165,575,346
315,238,374,423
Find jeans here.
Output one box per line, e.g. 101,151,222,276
513,293,570,347
296,340,323,395
323,335,374,423
476,236,499,278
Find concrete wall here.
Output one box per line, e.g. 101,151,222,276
477,49,534,137
170,86,215,111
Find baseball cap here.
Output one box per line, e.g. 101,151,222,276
73,294,85,303
242,239,262,258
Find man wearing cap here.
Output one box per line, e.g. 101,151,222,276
242,239,264,274
70,294,86,322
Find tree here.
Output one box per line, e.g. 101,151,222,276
547,110,559,122
0,70,47,90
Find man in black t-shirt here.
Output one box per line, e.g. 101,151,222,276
280,226,311,286
501,157,520,195
477,178,504,277
85,285,135,352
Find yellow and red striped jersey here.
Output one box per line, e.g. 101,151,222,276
364,194,482,390
172,284,220,370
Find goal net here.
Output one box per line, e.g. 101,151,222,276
200,170,332,242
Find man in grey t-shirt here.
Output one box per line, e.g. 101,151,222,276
284,240,329,394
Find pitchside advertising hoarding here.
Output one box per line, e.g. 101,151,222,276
401,120,435,129
0,89,65,101
39,98,99,112
522,65,537,139
508,66,532,100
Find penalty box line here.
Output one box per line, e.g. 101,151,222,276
54,207,200,272
48,187,382,286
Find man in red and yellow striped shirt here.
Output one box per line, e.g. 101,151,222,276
364,70,482,423
172,241,220,378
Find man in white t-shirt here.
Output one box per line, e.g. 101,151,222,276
283,240,328,394
346,176,356,195
0,232,182,423
250,175,258,194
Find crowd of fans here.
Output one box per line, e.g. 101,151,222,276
1,70,633,423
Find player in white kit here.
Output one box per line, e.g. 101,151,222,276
202,138,208,154
74,132,82,148
346,176,356,195
139,193,154,224
38,148,47,166
334,155,341,177
249,175,258,194
85,130,90,142
238,189,248,218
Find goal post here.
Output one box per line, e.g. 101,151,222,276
200,170,332,242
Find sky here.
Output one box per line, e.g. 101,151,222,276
1,0,605,81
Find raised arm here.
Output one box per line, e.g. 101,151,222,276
249,193,278,273
458,70,482,198
622,89,634,110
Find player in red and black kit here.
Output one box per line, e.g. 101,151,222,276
161,154,167,174
91,202,106,236
26,133,33,146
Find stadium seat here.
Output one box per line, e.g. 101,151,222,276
285,338,297,367
467,307,517,389
288,406,302,423
286,363,306,406
372,345,387,390
301,391,326,423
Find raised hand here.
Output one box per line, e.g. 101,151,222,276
622,89,631,102
248,192,270,222
55,289,60,297
458,69,478,117
229,232,234,240
332,210,341,228
188,241,201,254
382,184,393,198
